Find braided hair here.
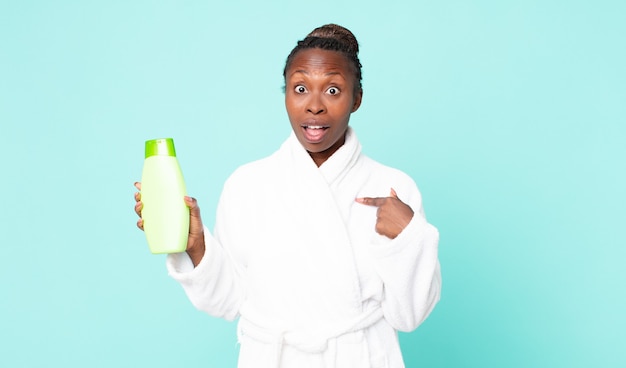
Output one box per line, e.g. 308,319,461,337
283,24,363,92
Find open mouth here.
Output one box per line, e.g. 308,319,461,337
302,125,329,143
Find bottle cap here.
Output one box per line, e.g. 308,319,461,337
145,138,177,158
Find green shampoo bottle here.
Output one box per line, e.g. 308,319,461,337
141,138,189,254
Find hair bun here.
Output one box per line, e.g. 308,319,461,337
283,23,363,91
306,24,359,55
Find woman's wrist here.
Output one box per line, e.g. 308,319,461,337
186,233,206,267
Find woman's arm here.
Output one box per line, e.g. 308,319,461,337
359,184,441,332
134,182,244,321
166,226,244,321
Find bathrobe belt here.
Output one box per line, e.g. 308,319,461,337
238,307,384,368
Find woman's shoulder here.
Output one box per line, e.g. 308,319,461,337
224,151,282,189
360,154,417,185
358,154,424,204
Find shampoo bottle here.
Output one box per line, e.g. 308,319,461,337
141,138,189,254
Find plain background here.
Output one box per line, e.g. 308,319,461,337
1,1,624,367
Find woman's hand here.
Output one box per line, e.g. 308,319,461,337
182,195,206,266
134,182,206,266
355,188,414,239
133,182,145,230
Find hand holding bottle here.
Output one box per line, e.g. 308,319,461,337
134,182,206,266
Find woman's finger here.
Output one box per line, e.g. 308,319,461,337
355,196,387,207
134,201,143,217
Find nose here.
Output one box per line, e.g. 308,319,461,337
306,94,326,115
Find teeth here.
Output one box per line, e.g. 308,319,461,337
306,126,325,129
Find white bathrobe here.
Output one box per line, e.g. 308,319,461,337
167,128,441,368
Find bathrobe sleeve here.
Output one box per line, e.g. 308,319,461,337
165,231,243,321
370,181,441,332
165,174,249,322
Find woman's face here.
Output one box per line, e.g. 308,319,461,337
284,48,362,167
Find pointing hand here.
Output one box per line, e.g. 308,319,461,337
356,188,414,239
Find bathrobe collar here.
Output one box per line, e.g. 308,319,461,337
286,126,362,186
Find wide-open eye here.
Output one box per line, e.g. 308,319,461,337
294,85,307,94
326,87,340,96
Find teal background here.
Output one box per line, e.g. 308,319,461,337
1,1,624,367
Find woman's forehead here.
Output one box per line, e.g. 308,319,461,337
287,48,352,76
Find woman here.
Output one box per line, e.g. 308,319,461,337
134,24,441,368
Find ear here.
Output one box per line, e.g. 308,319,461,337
352,89,363,112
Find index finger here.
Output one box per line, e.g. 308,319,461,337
355,197,387,207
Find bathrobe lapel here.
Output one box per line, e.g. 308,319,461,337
276,128,364,322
